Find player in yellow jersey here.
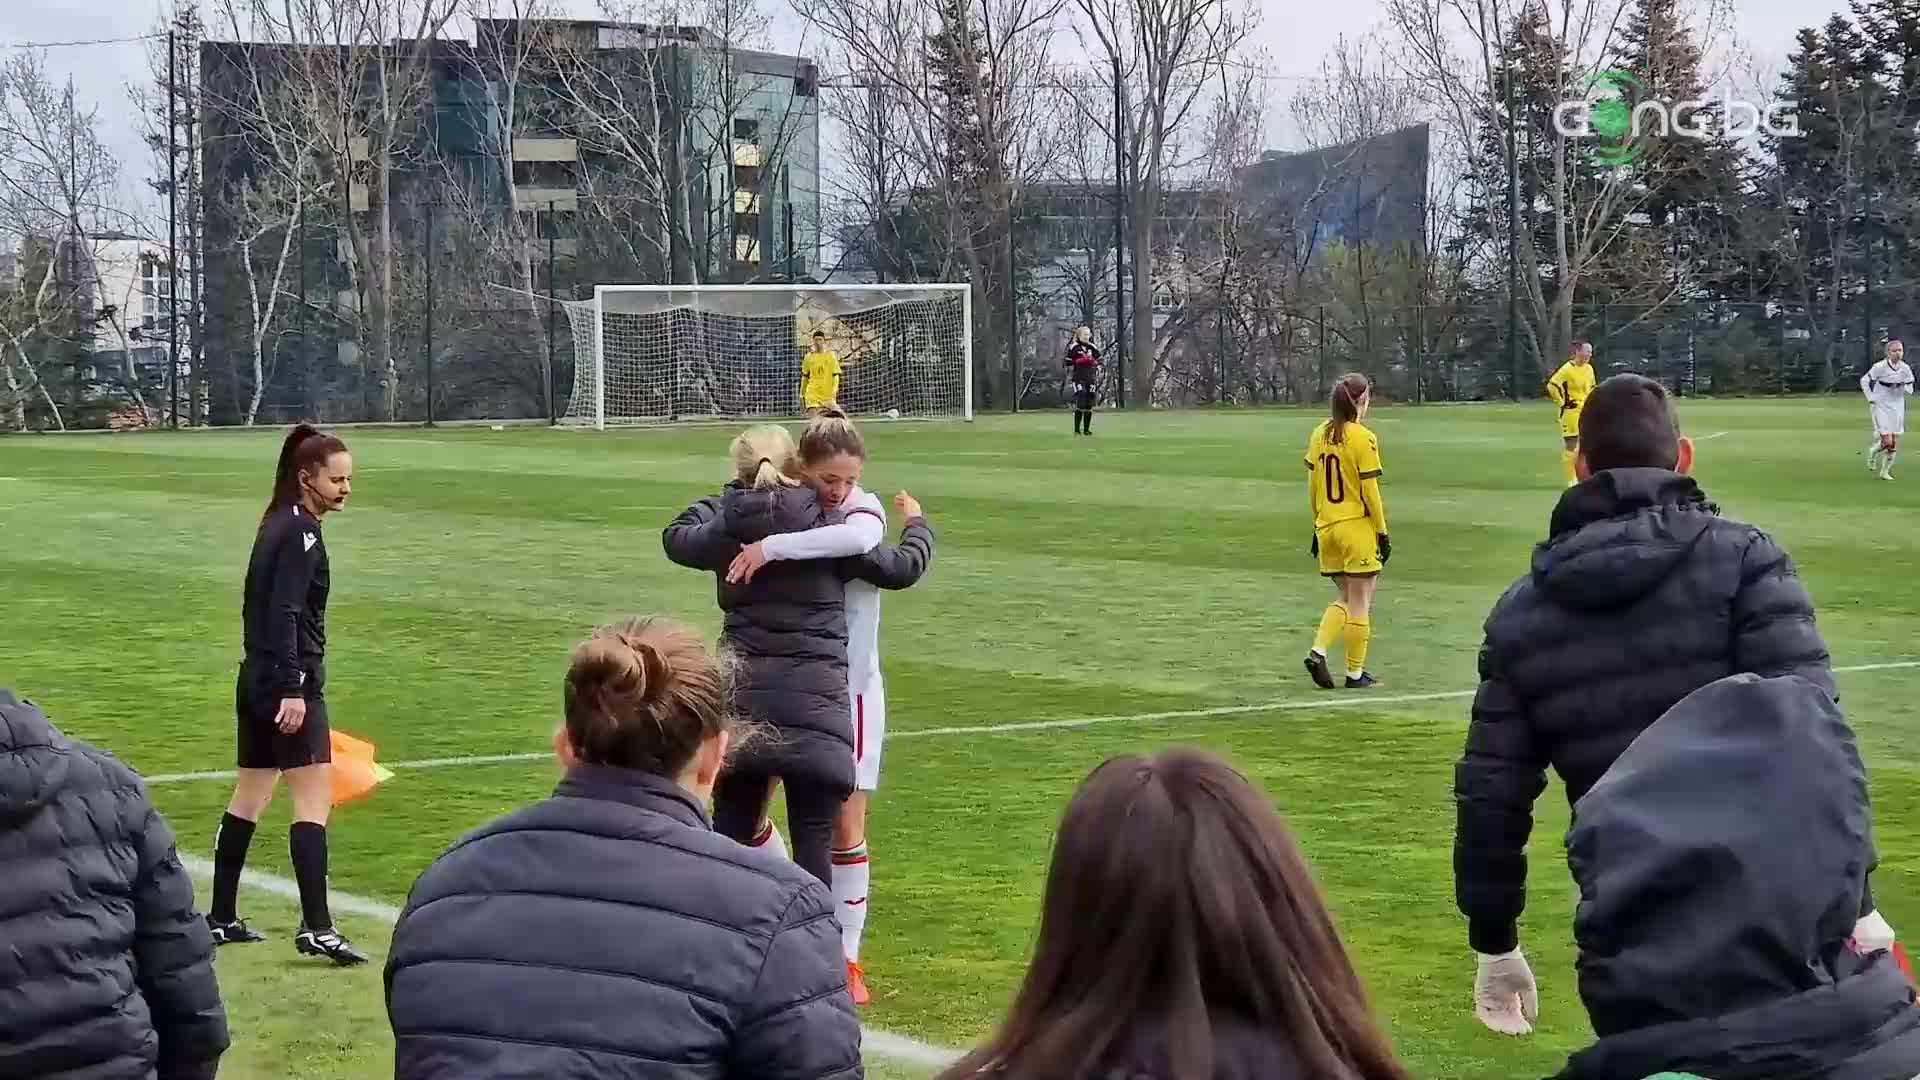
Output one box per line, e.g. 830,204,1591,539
1546,340,1597,486
1303,373,1390,690
801,330,843,414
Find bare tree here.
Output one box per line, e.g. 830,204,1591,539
1384,0,1708,374
803,0,1068,407
1068,0,1255,404
0,54,133,431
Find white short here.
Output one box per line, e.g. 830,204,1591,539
1872,402,1906,436
852,672,886,791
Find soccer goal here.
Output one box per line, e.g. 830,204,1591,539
560,283,973,428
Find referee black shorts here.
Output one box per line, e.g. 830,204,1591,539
1072,384,1097,410
235,658,332,771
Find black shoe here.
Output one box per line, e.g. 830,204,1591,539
1345,672,1382,689
206,916,266,946
1304,652,1336,690
296,926,369,966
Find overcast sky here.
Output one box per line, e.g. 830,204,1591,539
0,0,1857,230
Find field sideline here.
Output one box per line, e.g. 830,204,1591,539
2,397,1916,1080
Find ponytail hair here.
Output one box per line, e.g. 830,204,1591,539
262,423,349,528
563,617,736,777
797,405,866,467
1326,373,1371,446
729,424,801,490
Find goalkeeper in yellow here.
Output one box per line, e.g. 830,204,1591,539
801,330,843,414
1304,373,1388,690
1547,339,1597,486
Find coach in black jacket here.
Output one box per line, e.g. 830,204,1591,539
1555,674,1920,1080
1452,374,1871,1036
0,689,229,1080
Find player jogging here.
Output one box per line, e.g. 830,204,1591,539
802,330,843,415
1064,326,1102,436
207,424,368,965
1304,373,1389,690
726,408,937,1007
1547,340,1597,487
1862,338,1914,480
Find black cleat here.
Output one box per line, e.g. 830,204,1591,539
1304,652,1336,690
206,916,266,946
1345,672,1382,690
296,926,369,966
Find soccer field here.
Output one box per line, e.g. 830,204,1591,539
3,398,1918,1080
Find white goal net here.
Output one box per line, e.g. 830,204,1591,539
561,284,973,427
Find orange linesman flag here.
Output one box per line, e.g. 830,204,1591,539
328,730,394,806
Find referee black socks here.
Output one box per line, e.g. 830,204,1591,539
210,812,256,925
289,821,333,930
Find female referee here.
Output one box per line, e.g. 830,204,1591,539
205,424,368,965
1303,373,1389,690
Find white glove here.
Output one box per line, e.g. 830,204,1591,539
1854,909,1897,954
1474,949,1539,1036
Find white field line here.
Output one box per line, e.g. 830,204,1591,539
1698,431,1731,441
142,661,1920,788
175,856,965,1068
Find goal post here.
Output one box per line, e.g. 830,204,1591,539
562,283,975,429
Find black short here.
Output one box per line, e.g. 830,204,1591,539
235,659,331,771
1072,384,1097,409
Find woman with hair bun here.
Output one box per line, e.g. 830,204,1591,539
385,617,862,1080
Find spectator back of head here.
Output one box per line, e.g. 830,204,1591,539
1577,374,1683,473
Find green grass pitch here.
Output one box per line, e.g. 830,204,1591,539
2,398,1917,1080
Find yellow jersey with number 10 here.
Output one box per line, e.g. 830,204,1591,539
1304,420,1384,530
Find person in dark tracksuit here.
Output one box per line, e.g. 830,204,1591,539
1553,675,1920,1080
206,424,368,965
1065,326,1102,435
1453,374,1893,1036
0,689,230,1080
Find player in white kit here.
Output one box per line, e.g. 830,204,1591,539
723,408,936,1006
1863,339,1914,480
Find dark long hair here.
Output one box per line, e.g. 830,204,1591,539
938,749,1411,1080
1326,374,1371,446
263,424,348,528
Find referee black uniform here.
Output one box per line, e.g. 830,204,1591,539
238,503,332,768
1066,341,1101,435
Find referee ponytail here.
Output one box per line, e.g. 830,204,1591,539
263,424,349,528
1327,374,1371,446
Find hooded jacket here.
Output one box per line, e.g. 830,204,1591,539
664,483,855,790
1454,468,1835,954
0,691,229,1080
1553,674,1920,1080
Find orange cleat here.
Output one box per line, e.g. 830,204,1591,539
847,960,871,1006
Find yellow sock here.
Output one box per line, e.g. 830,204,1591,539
1343,617,1372,677
1562,449,1578,486
1312,603,1348,655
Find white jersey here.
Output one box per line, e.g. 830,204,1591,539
1864,360,1914,435
758,485,888,689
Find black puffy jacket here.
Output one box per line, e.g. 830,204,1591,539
0,691,229,1080
1454,469,1835,954
664,483,855,790
386,764,863,1080
1553,674,1920,1080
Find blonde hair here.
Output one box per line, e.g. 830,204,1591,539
729,425,801,489
1074,326,1092,343
562,617,734,777
797,405,866,467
